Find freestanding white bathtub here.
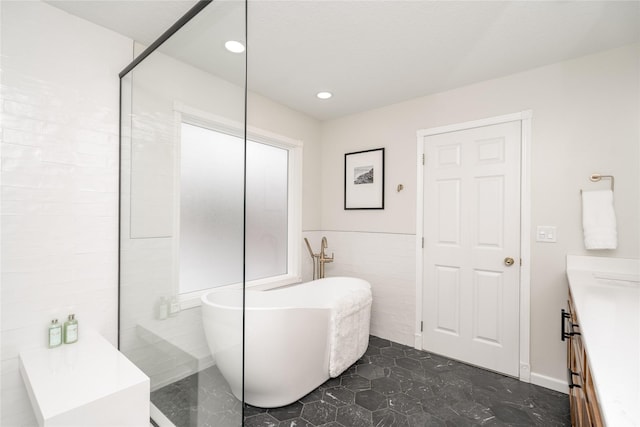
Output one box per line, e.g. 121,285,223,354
201,277,372,408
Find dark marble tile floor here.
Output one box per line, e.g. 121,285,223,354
151,336,570,426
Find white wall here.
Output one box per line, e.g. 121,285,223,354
319,44,640,388
0,2,132,425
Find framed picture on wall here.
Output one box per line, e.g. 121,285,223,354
344,148,385,210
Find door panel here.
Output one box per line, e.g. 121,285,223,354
472,269,502,344
475,176,504,248
435,266,460,335
436,179,461,244
422,120,521,376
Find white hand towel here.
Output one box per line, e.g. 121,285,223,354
582,190,617,250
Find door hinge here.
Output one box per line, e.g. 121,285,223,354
421,237,424,248
420,321,424,332
520,258,522,266
422,154,425,165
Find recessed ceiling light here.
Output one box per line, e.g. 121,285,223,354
225,40,245,53
317,92,332,99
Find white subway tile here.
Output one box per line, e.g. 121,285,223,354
1,2,132,424
301,230,416,346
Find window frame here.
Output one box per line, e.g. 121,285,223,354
173,102,303,309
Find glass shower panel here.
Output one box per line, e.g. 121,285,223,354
119,2,246,426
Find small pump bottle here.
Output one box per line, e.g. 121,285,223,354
158,297,168,320
63,314,78,344
48,319,62,348
169,296,180,317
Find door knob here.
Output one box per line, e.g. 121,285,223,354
504,257,515,266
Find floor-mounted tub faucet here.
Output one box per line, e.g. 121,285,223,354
319,237,334,279
304,237,333,280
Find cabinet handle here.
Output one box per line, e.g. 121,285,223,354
570,323,581,336
561,309,580,341
567,368,582,389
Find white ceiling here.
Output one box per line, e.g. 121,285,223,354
48,0,640,121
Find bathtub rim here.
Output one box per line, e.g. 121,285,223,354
201,276,371,311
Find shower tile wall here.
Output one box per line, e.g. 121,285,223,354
0,2,132,424
302,231,416,346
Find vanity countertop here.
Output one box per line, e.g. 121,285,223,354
566,255,640,427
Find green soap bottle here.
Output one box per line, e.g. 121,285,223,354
48,319,62,348
63,314,78,344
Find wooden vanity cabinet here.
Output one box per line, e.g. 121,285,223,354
563,291,604,427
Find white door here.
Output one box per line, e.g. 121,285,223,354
422,120,521,376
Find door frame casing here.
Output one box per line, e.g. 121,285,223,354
415,110,532,382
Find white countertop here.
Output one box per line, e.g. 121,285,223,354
566,255,640,427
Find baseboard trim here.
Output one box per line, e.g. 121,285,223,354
519,362,531,382
530,372,568,394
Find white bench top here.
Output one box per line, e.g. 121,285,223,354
19,330,149,426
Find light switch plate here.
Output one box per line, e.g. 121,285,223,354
537,226,557,243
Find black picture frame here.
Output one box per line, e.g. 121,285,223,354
344,148,385,210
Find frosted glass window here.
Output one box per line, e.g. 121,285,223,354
179,123,244,293
246,141,288,280
179,123,289,294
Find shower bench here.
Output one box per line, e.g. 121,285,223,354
19,330,149,426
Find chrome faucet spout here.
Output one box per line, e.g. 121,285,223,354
320,237,333,261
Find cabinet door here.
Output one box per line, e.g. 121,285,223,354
584,362,604,427
568,339,583,426
567,293,604,427
569,385,580,426
571,373,591,427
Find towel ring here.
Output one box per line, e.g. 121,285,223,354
589,174,614,191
